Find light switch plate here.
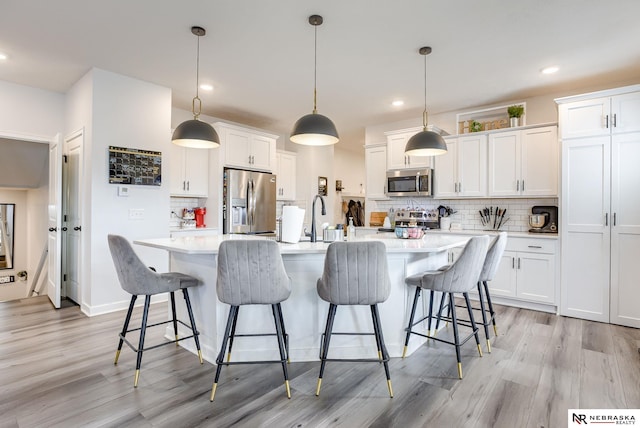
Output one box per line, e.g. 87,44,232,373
117,186,129,197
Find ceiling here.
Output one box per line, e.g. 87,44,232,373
1,0,639,151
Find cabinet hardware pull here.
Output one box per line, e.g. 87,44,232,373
187,181,190,191
522,180,525,191
613,113,617,128
605,114,609,128
512,257,515,269
516,180,519,191
459,182,462,193
183,181,186,191
528,245,542,248
605,212,608,226
518,258,521,269
613,212,617,226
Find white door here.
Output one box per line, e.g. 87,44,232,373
63,130,83,304
434,138,457,197
560,136,611,323
488,131,520,196
458,134,487,197
47,134,62,308
609,132,640,327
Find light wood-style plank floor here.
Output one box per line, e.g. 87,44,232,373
1,296,639,428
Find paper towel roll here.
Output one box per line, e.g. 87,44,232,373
281,206,305,243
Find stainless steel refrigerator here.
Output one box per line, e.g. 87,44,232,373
222,168,276,234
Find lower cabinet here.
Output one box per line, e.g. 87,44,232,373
486,236,557,307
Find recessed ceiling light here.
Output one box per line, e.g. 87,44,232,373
541,66,559,75
200,84,214,91
0,52,7,61
391,100,404,107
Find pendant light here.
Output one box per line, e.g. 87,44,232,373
172,26,220,149
290,15,339,146
404,47,447,156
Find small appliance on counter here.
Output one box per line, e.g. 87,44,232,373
394,209,440,230
181,208,196,229
529,205,558,233
194,207,206,228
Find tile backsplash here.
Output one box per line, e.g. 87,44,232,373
170,197,205,228
369,197,558,232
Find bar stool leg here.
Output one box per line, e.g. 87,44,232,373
272,304,291,398
476,281,491,353
448,293,464,380
211,305,238,401
276,303,290,363
463,292,483,358
402,287,421,358
115,295,137,365
316,304,337,396
226,306,240,362
371,305,393,398
483,280,498,336
433,292,448,336
427,290,435,337
170,291,179,346
182,289,203,364
134,295,152,387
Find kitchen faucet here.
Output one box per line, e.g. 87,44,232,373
310,194,326,243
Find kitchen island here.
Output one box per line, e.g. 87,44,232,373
134,234,471,363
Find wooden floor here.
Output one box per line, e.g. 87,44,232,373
1,296,639,428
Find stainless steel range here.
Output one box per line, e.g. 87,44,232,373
394,209,440,229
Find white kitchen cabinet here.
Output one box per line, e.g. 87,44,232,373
487,237,557,305
214,122,277,172
168,143,209,197
385,128,433,170
488,125,558,197
557,85,640,327
434,134,487,198
365,144,388,199
275,150,296,200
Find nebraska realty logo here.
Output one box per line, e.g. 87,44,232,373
569,409,639,425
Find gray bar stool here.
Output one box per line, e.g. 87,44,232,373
403,235,490,379
210,239,291,401
430,232,508,353
316,241,393,398
107,234,203,387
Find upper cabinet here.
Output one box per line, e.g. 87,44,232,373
365,144,388,199
214,122,277,172
168,143,209,197
488,125,558,197
275,150,297,201
385,128,433,170
558,91,640,139
434,134,487,198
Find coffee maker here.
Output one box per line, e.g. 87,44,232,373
529,205,558,233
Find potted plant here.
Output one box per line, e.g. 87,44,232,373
507,105,525,127
469,120,483,133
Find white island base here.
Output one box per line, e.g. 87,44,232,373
135,234,470,364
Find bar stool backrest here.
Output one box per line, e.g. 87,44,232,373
421,235,490,293
317,241,390,305
108,234,168,295
216,239,291,305
479,232,508,282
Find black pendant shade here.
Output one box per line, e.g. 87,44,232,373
290,112,339,146
290,15,339,146
172,119,220,149
172,26,220,149
405,46,447,157
404,128,447,156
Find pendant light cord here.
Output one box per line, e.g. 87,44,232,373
422,52,428,130
192,32,202,120
313,23,318,114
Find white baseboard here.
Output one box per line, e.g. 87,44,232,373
81,294,168,317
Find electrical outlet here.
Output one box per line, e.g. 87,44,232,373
129,209,144,220
0,275,15,284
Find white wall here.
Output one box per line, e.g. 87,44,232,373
65,68,172,315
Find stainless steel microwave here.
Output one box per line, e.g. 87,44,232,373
385,168,433,197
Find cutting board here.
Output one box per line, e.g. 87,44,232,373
370,212,387,227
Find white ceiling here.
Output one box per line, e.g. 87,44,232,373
1,0,639,150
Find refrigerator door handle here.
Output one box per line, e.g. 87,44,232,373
249,179,256,227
